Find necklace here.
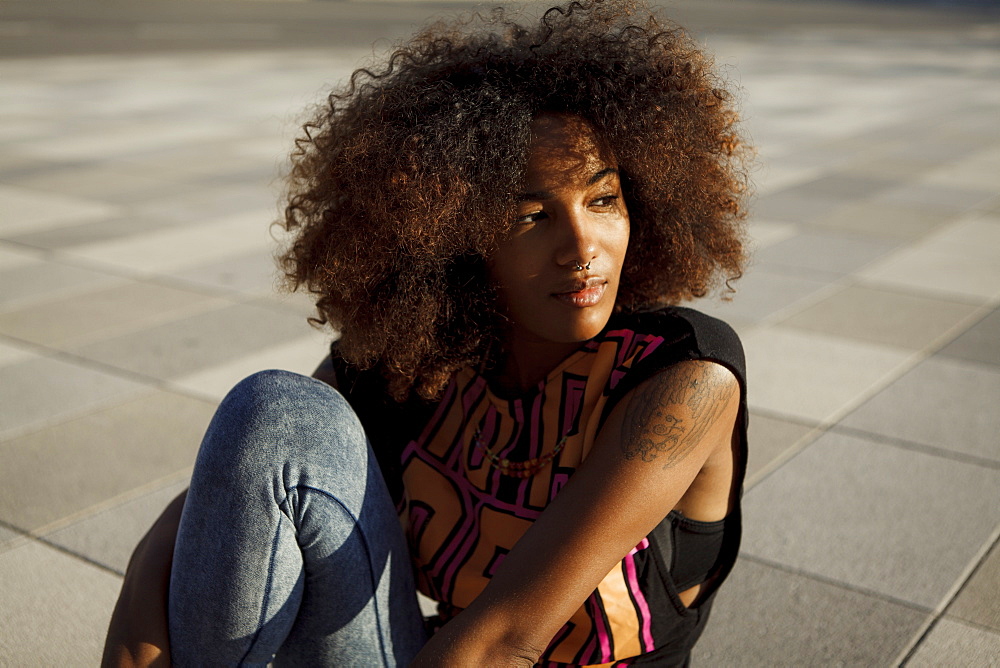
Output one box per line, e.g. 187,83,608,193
471,425,570,478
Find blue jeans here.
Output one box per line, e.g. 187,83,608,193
168,370,428,666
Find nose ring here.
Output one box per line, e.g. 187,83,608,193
573,261,592,271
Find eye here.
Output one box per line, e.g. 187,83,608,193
515,210,548,225
591,195,619,208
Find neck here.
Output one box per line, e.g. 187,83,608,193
491,336,582,394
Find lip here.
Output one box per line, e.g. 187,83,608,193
552,277,607,308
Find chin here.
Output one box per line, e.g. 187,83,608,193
555,307,614,343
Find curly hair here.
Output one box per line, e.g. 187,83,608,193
279,0,751,401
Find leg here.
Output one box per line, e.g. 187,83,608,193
168,370,426,667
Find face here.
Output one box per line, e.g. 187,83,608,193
490,114,630,351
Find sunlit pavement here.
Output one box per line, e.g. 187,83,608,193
1,0,998,663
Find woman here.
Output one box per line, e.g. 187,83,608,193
104,0,751,665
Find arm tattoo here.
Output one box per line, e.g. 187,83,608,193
621,363,736,469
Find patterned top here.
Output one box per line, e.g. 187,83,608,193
391,307,748,666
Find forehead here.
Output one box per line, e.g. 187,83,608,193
524,114,615,186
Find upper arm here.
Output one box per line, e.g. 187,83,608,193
430,360,740,661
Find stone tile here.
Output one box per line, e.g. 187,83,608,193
921,214,1000,260
877,182,995,212
753,191,849,225
0,390,212,532
66,209,276,275
859,243,1000,303
741,431,1000,608
0,183,119,236
775,173,901,200
843,154,940,181
0,244,41,271
0,340,34,367
45,479,189,575
906,618,1000,668
693,268,834,325
170,331,330,401
171,247,280,296
811,199,958,240
920,155,1000,192
939,307,1000,368
5,213,184,250
745,412,819,486
780,285,983,351
0,280,229,348
17,118,238,163
840,356,1000,463
131,182,278,225
71,301,312,381
754,230,899,276
693,559,927,667
0,540,119,665
0,356,147,440
4,162,193,203
745,220,799,251
0,526,24,554
0,259,121,311
741,326,912,423
947,540,1000,633
751,163,824,196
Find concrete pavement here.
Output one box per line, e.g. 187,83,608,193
1,0,998,664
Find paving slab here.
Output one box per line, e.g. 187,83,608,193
0,390,213,532
744,411,820,486
938,306,1000,369
754,229,900,277
171,247,283,296
947,539,1000,634
170,332,330,402
859,241,1000,303
840,355,1000,463
811,199,960,240
693,558,928,667
0,280,230,348
0,257,123,311
0,354,149,440
752,191,848,225
740,326,913,424
70,300,313,381
779,284,984,351
693,268,835,325
0,540,120,665
5,211,189,250
45,478,190,575
65,209,278,275
741,430,1000,609
0,183,119,236
905,618,1000,668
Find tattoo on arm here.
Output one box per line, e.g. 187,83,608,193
621,363,736,469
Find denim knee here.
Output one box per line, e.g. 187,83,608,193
196,369,370,497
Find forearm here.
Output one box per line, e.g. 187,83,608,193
410,605,543,668
102,491,185,668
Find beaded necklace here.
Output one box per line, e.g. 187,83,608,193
471,424,570,478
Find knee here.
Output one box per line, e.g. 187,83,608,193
199,370,368,475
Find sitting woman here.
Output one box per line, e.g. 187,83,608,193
103,0,752,665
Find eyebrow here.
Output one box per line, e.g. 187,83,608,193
517,167,619,202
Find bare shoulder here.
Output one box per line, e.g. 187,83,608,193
619,360,739,469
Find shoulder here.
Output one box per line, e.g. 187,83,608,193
600,307,746,417
610,306,744,372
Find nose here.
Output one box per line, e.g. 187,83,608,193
554,205,598,270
